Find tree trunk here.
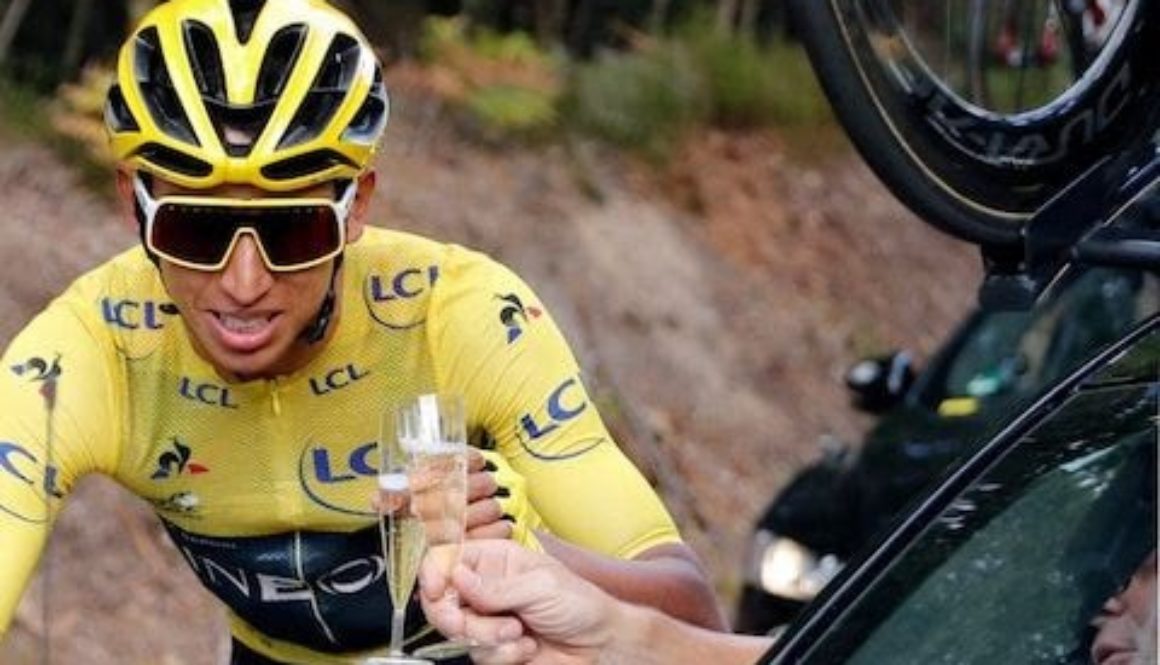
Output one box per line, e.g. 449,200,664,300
0,0,35,67
536,0,568,46
737,0,759,37
716,0,738,34
62,0,96,78
648,0,672,34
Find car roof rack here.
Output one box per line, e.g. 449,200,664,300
978,133,1160,311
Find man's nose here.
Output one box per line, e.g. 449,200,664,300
219,232,274,304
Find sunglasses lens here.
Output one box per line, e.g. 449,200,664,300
253,206,342,267
152,204,240,266
151,204,341,269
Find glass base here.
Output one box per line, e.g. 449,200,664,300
362,656,434,665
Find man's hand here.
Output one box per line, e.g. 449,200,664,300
469,450,546,550
466,449,510,540
418,540,617,664
372,449,544,548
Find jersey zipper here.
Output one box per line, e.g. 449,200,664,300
269,378,283,416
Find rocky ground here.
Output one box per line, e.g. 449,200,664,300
0,77,980,663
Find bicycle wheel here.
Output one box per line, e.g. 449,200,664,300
787,0,1160,247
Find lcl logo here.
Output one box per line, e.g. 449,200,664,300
309,364,371,396
515,377,605,461
369,266,440,302
101,298,177,330
298,441,379,516
178,377,239,408
0,441,64,523
519,377,587,440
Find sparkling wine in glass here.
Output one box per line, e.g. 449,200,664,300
398,393,470,661
365,401,435,665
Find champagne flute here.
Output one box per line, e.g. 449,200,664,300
401,393,470,661
366,400,436,665
367,393,468,664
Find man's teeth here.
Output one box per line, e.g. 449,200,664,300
218,313,269,333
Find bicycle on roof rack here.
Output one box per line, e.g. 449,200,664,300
786,0,1160,256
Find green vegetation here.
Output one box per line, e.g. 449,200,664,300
0,77,50,140
419,17,563,141
415,14,836,157
566,42,707,159
0,66,115,193
566,32,833,157
2,11,838,181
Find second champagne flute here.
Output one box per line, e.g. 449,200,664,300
400,393,470,661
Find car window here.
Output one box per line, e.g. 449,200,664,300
785,328,1158,665
917,267,1160,417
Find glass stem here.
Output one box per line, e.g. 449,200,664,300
389,607,406,655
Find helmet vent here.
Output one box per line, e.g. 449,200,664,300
255,24,307,101
228,0,267,44
183,21,227,102
261,149,357,181
136,143,213,177
133,27,200,146
213,101,278,157
277,33,362,150
104,84,140,133
343,65,388,144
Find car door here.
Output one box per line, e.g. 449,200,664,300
760,314,1159,665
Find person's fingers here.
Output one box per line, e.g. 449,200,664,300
460,611,526,645
466,497,505,531
467,521,513,541
456,540,528,577
453,561,554,617
466,636,537,665
418,589,465,638
468,448,487,473
418,557,447,601
468,467,499,502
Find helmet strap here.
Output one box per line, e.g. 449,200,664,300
301,254,343,344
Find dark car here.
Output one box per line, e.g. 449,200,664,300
758,308,1158,663
736,262,1160,634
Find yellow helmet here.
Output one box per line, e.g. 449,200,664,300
105,0,389,191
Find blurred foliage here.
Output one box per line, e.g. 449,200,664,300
419,16,563,140
0,76,47,139
0,1,832,168
566,41,707,159
0,0,128,92
564,22,832,158
47,64,117,170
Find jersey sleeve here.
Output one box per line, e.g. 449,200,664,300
427,247,682,560
0,287,122,634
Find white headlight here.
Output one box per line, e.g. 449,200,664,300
747,531,843,601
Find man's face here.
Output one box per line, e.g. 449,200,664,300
1090,550,1157,665
118,173,372,381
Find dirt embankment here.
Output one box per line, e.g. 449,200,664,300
0,82,980,663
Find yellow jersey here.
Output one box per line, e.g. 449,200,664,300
0,227,681,662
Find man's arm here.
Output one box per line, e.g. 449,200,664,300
612,603,770,665
540,533,729,630
429,250,725,628
0,294,121,634
419,539,770,665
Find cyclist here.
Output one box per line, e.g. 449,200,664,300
0,0,724,662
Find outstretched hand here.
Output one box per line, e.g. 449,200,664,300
419,540,617,664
